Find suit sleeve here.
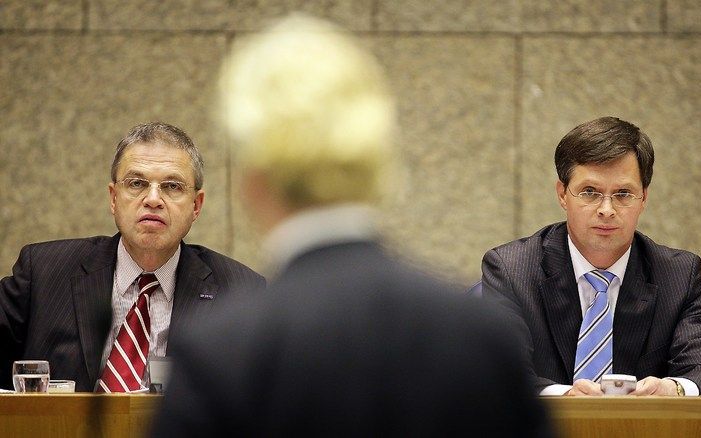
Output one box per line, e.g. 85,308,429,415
668,254,701,388
481,248,558,392
0,245,33,387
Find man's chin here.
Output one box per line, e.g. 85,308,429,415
133,234,171,251
589,238,631,257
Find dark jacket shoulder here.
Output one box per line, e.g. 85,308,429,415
21,235,114,256
181,242,265,290
630,230,701,287
633,230,700,265
491,223,564,252
13,235,118,275
486,223,567,271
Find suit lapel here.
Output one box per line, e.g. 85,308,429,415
538,224,582,383
613,238,658,374
72,234,119,385
169,243,218,346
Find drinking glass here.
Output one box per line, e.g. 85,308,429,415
12,360,50,393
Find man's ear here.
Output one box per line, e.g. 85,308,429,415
556,180,568,211
108,183,117,215
192,190,205,221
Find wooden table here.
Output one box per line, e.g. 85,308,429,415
2,394,700,437
0,394,161,438
544,396,701,438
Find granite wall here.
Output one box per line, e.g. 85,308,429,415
1,1,700,284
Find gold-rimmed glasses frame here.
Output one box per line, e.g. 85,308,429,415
116,177,194,201
566,187,643,208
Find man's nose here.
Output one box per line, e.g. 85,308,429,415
143,183,164,207
597,196,616,217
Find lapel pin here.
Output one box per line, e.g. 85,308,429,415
199,292,214,300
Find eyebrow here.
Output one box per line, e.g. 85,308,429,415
121,170,188,182
122,171,146,179
575,177,640,187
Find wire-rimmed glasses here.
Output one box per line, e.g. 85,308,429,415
567,187,643,208
116,177,194,201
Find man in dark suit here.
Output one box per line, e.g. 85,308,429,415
482,116,701,397
0,122,264,391
152,14,552,437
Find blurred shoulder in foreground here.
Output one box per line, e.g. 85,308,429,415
151,13,552,437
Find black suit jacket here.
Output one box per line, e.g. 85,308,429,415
0,234,264,391
482,222,701,392
152,241,552,437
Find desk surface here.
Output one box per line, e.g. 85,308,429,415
1,394,700,438
544,396,701,438
0,393,161,438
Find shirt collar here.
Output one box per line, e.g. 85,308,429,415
262,203,378,277
115,238,180,301
567,235,630,283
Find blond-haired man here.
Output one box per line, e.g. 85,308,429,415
153,15,551,437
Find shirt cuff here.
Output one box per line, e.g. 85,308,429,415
667,377,700,396
539,384,572,396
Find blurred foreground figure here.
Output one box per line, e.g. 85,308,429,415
152,14,552,437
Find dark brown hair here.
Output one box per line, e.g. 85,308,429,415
555,116,654,188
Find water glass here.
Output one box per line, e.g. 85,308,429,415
12,360,50,393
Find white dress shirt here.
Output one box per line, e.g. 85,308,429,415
540,236,699,396
99,239,178,371
262,203,378,278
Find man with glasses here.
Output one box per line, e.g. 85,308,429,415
482,116,701,396
0,122,264,391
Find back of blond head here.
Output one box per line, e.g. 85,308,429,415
221,14,397,208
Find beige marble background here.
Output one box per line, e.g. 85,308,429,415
1,1,700,285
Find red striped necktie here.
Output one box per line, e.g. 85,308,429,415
96,273,159,393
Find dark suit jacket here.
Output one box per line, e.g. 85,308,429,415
0,234,264,391
152,240,552,437
482,222,701,392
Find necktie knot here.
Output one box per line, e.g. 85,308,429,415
138,273,159,296
583,270,616,294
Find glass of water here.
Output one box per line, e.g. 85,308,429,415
12,360,50,393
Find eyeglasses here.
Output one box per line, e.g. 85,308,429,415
567,187,643,208
116,177,194,201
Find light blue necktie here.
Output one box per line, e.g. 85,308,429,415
573,270,616,383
